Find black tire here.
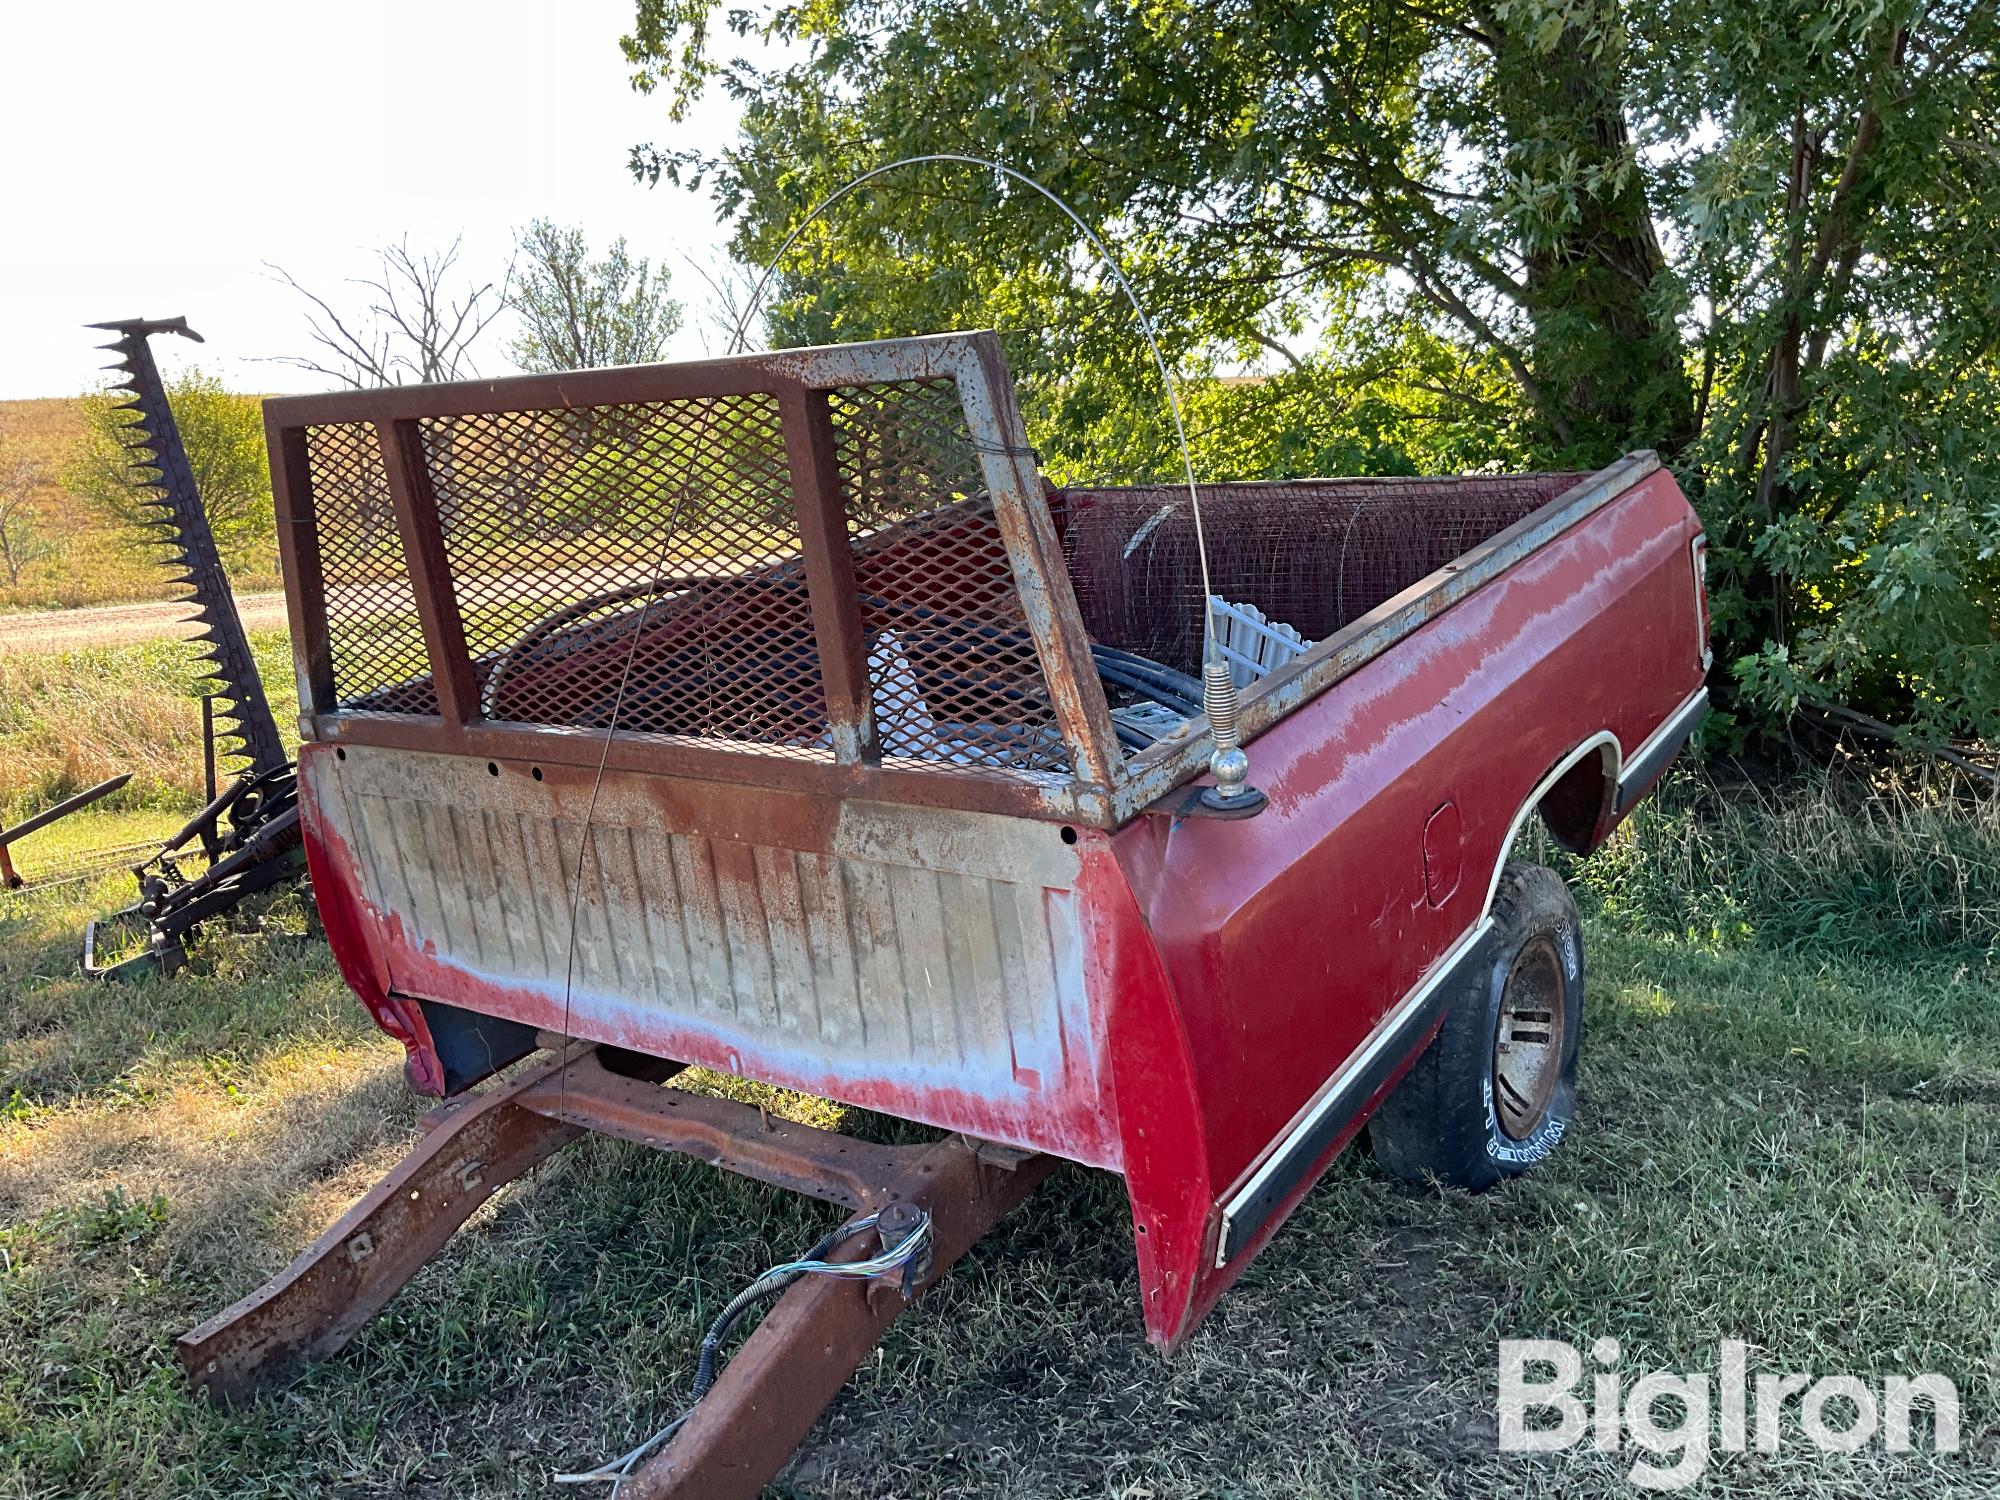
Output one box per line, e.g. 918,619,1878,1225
1367,861,1583,1191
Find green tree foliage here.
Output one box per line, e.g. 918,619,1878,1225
65,369,275,573
620,0,1999,746
506,219,684,373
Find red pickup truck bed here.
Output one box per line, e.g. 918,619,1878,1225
267,331,1708,1351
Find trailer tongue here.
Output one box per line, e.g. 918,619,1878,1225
184,331,1708,1492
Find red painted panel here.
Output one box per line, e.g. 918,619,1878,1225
1102,469,1703,1345
1424,801,1463,907
299,464,1706,1354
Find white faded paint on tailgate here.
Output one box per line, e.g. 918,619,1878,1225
324,747,1088,1093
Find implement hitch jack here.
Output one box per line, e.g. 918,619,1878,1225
178,1046,1050,1498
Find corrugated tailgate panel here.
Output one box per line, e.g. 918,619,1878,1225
322,749,1091,1102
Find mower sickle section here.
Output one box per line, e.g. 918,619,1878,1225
178,1046,1050,1497
87,316,286,777
79,318,305,979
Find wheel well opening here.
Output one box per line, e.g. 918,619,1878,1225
1536,743,1618,854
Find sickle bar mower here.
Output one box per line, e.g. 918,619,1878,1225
78,318,306,978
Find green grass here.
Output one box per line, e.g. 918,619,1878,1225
0,629,300,823
2,760,1996,1495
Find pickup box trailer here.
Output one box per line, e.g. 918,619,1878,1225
181,331,1708,1495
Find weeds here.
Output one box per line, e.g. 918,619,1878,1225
0,630,298,821
1548,764,1999,965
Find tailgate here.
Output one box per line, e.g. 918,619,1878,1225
303,739,1117,1160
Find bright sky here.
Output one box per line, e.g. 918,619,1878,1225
0,0,747,399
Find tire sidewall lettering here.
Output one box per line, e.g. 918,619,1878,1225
1481,907,1581,1166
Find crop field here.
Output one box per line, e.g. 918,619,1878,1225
1,631,1996,1498
0,398,280,616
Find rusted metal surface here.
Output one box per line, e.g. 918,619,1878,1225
267,419,332,738
299,748,1117,1166
377,419,480,728
178,1042,1048,1500
1064,472,1580,677
779,386,878,764
960,339,1123,790
515,1050,927,1209
178,1049,584,1399
618,1133,1054,1500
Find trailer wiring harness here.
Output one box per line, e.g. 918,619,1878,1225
556,1206,935,1494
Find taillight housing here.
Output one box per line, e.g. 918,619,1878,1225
1690,534,1712,671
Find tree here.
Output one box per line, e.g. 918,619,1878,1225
618,0,2000,746
623,0,1697,461
506,220,683,372
0,453,46,588
65,369,275,570
268,235,508,387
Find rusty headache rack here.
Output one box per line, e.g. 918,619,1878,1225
264,330,1594,826
267,332,1142,823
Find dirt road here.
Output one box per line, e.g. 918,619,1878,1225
0,592,290,654
0,559,760,656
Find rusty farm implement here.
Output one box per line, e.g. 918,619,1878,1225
74,317,305,978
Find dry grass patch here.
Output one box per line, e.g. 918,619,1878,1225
0,397,280,614
0,398,167,613
0,1040,414,1268
0,630,297,821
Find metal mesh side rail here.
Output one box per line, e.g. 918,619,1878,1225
831,379,1068,776
303,421,437,715
1062,475,1586,675
420,393,829,752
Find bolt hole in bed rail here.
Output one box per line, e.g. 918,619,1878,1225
228,330,1698,1492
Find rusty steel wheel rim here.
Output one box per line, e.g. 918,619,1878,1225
1492,935,1565,1140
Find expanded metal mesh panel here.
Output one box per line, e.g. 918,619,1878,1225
419,394,830,750
1064,475,1585,675
304,421,438,715
832,380,1067,775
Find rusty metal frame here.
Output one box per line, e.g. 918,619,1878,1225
0,773,133,888
178,1045,1049,1498
267,333,1125,823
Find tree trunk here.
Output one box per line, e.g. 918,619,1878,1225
1487,8,1695,461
